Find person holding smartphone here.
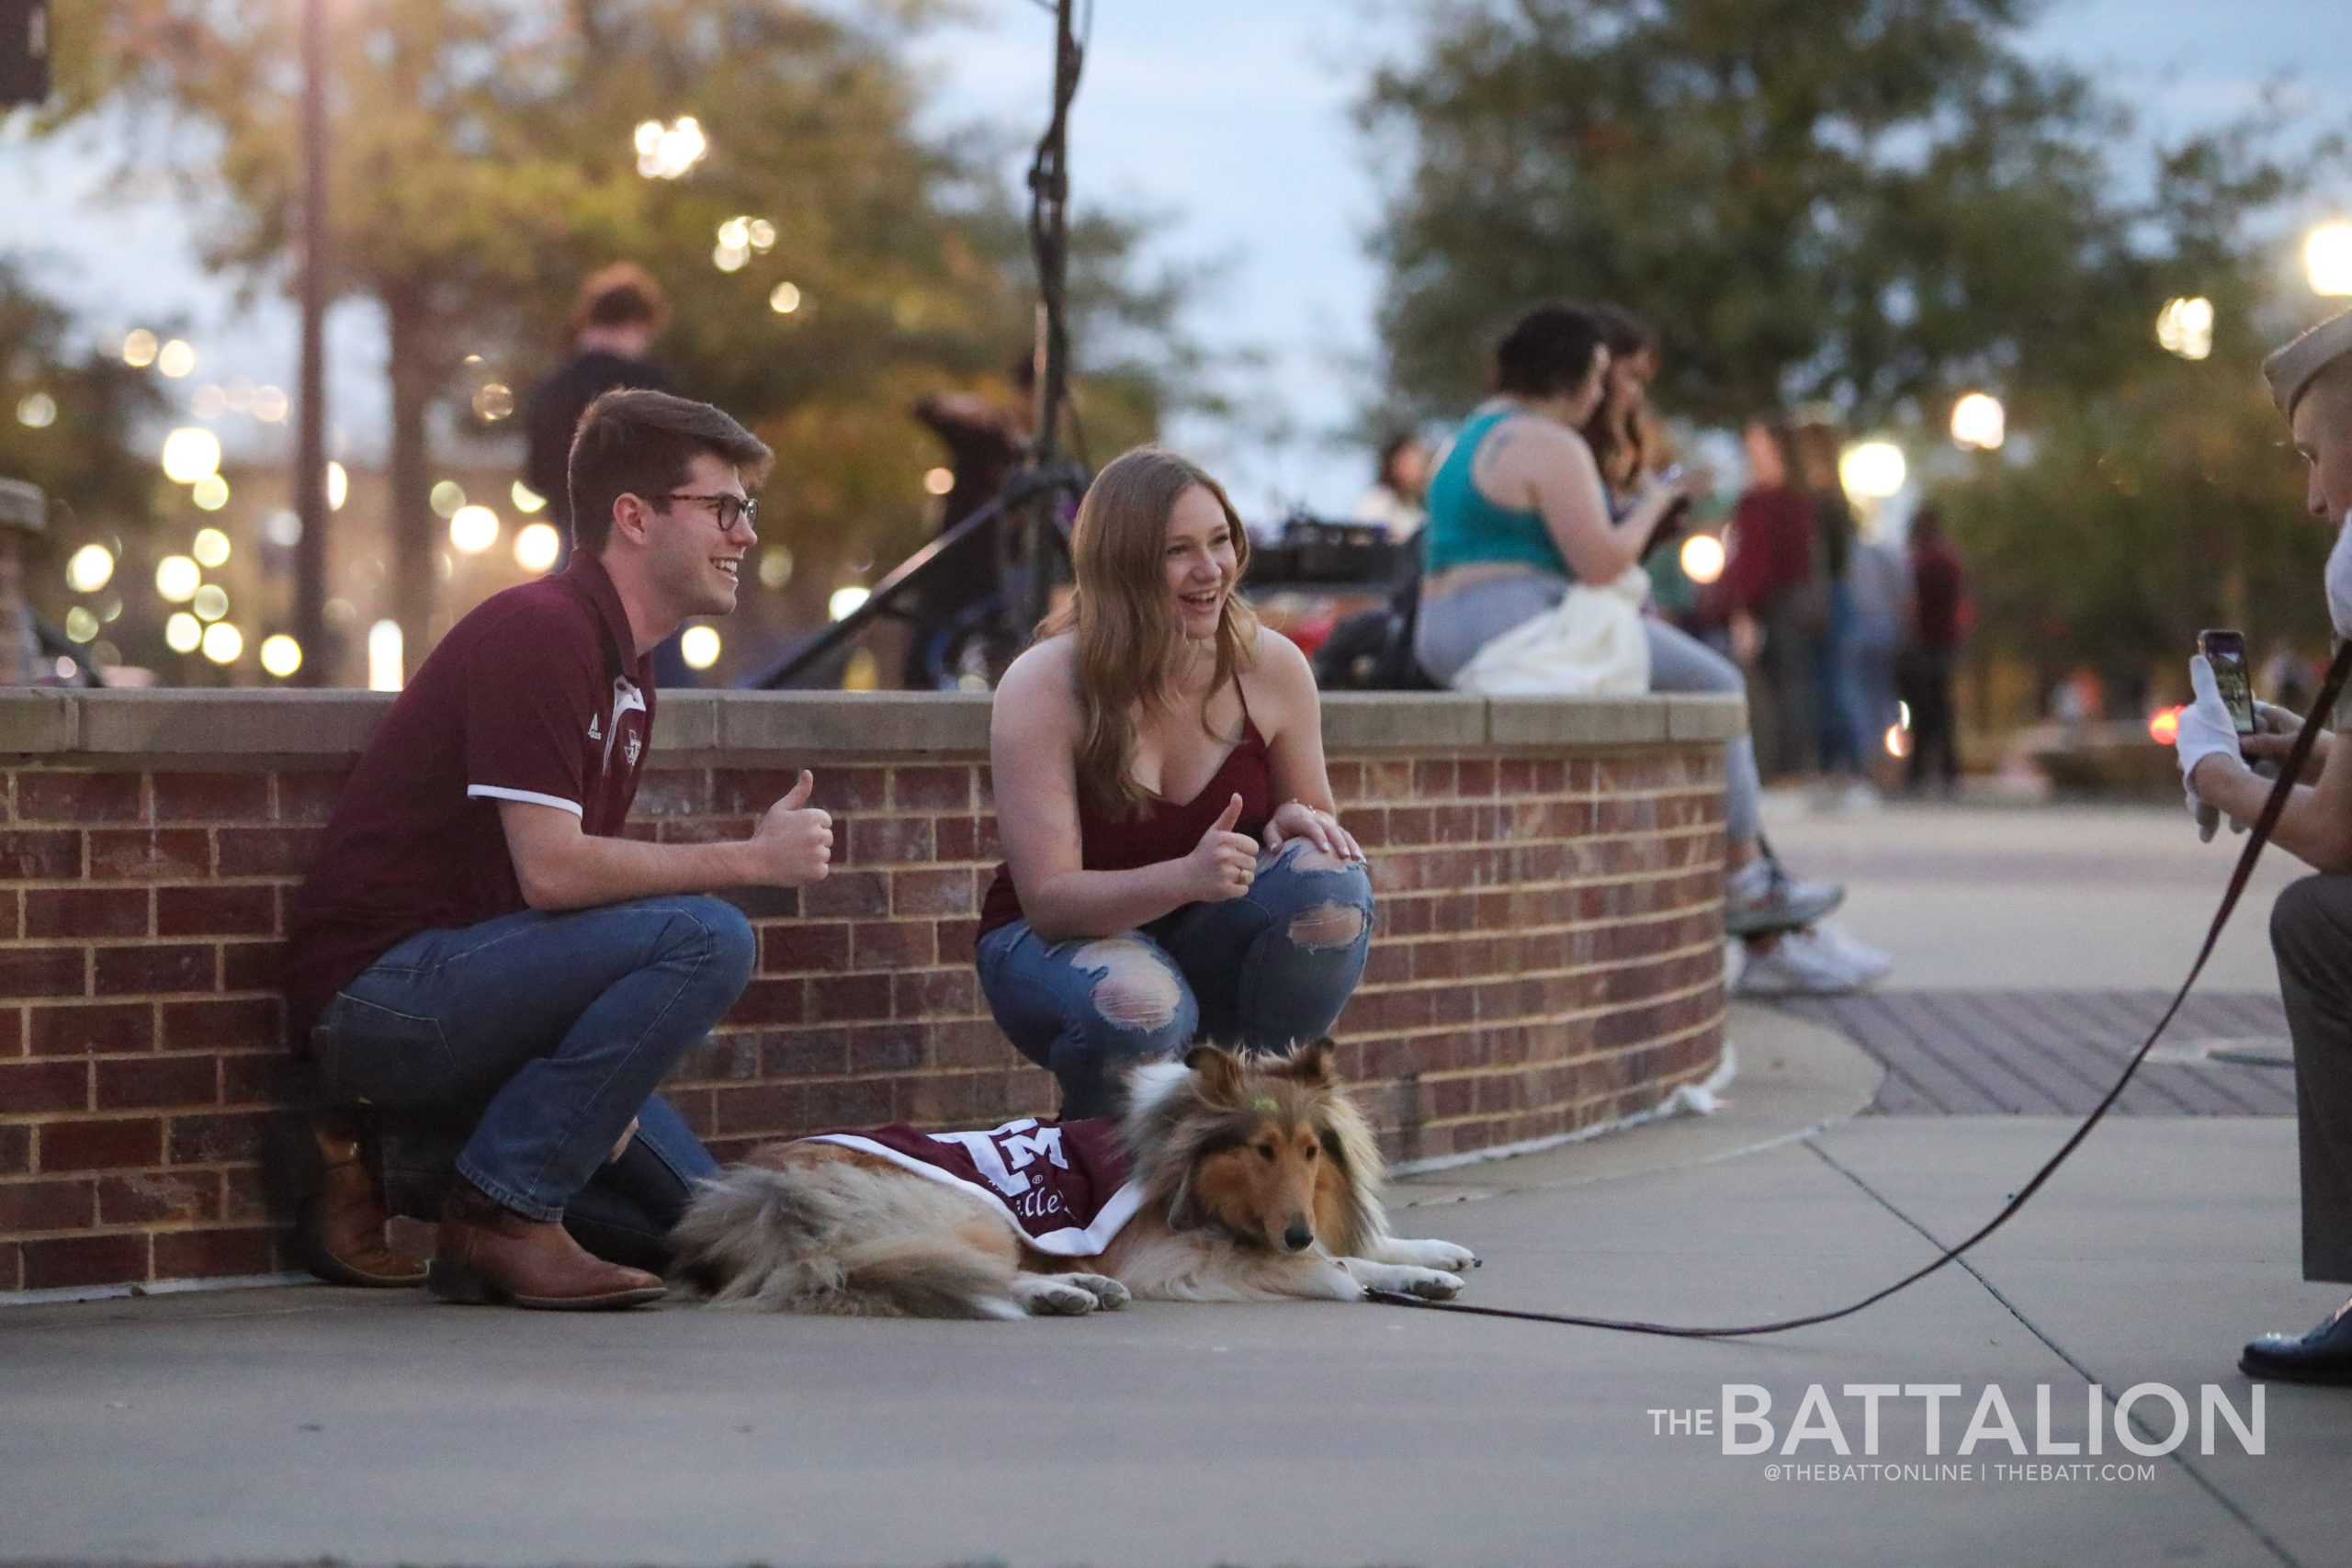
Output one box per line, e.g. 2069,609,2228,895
2175,306,2352,1385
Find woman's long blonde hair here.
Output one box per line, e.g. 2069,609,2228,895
1041,446,1261,820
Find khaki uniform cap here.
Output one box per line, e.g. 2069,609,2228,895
2264,307,2352,420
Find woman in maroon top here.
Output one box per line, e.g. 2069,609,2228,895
977,446,1374,1118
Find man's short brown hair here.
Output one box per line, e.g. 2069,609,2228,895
567,390,773,555
569,262,672,337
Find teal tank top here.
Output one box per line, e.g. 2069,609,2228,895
1421,408,1569,579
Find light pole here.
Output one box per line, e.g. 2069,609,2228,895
291,0,330,683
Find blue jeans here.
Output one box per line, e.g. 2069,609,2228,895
975,841,1375,1118
311,895,752,1261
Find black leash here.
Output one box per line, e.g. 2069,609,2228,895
1370,641,2352,1338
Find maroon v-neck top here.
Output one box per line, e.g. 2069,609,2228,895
978,682,1273,937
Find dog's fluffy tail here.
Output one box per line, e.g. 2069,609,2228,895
671,1157,1024,1320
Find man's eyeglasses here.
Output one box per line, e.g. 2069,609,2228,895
653,491,759,531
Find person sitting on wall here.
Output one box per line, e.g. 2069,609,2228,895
283,389,837,1311
977,446,1375,1119
1410,302,1879,994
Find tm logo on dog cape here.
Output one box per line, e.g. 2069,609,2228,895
803,1117,1146,1257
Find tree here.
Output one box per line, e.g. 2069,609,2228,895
1364,0,2218,424
0,261,167,666
42,0,1183,675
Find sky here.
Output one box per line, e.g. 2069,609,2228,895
4,0,2350,518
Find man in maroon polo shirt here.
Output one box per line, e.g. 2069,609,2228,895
285,389,836,1310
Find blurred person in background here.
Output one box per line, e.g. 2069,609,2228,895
1903,505,1968,795
1412,303,1884,991
1583,305,1670,499
1793,421,1872,807
1845,512,1913,774
1718,419,1818,782
1351,432,1431,541
903,358,1037,686
525,264,678,574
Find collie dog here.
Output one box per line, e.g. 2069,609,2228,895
670,1041,1476,1318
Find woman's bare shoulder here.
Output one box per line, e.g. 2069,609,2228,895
994,637,1080,729
1241,623,1319,720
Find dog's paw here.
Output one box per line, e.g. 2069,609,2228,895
1012,1277,1101,1316
1383,1237,1480,1272
1340,1259,1466,1301
1398,1268,1464,1301
1065,1272,1131,1310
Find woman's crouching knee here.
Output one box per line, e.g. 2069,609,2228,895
1072,937,1199,1053
1260,843,1375,950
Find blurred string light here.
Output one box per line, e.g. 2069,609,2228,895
429,479,467,518
161,426,222,484
828,585,870,621
2307,223,2352,297
768,282,802,315
156,339,196,379
448,504,500,554
326,461,349,512
922,467,955,497
192,584,230,623
757,545,794,589
65,544,115,593
191,474,230,512
254,385,289,423
472,383,514,421
259,634,302,678
191,384,228,419
1838,440,1907,501
635,116,707,179
1884,725,1913,760
192,527,231,568
1679,533,1726,585
368,620,404,691
17,392,56,428
514,522,562,573
679,625,722,671
1950,391,2006,451
2156,296,2213,360
511,480,546,513
713,241,749,274
63,606,98,644
201,622,243,664
154,555,201,603
121,329,159,368
164,612,202,653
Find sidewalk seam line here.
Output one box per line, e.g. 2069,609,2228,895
1800,1134,2302,1568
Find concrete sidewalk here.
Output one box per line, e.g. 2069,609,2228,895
4,803,2346,1568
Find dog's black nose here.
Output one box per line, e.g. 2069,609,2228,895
1283,1222,1314,1252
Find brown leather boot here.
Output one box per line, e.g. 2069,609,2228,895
427,1186,666,1310
298,1109,430,1288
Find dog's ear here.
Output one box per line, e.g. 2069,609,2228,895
1287,1038,1339,1088
1185,1044,1245,1106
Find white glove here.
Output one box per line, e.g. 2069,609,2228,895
2175,655,2242,841
2328,512,2352,639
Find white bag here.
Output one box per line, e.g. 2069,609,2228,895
1449,566,1653,696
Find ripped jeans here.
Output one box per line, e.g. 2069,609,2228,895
974,841,1376,1119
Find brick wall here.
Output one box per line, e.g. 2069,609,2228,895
0,690,1736,1295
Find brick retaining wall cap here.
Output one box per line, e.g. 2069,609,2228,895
0,690,1743,760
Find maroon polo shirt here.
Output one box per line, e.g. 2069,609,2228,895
281,551,656,1054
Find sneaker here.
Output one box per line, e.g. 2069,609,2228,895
1804,921,1893,986
1735,928,1877,996
1724,859,1844,937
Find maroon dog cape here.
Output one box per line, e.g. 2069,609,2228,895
801,1116,1144,1258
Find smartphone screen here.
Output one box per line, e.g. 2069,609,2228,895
2199,629,2256,736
